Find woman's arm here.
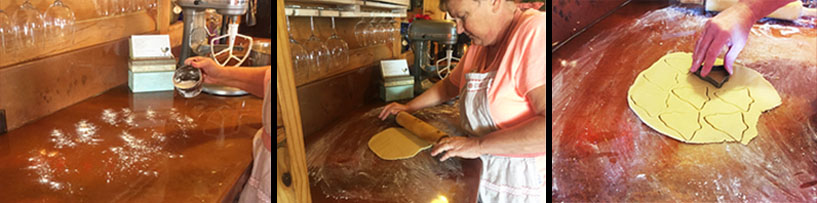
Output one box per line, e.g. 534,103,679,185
211,66,271,97
476,85,547,155
431,85,547,160
378,77,460,120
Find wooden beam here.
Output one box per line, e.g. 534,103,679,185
276,0,312,201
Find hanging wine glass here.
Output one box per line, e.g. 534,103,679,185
94,0,111,17
365,17,378,45
13,0,46,51
387,17,398,45
304,16,331,79
0,9,13,54
354,17,369,47
376,17,390,45
287,15,312,84
114,0,127,14
134,0,145,11
326,16,349,72
44,0,76,46
147,0,158,10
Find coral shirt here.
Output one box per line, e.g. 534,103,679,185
448,9,547,131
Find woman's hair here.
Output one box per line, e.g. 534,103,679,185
439,0,518,12
439,0,481,12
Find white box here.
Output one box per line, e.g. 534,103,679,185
128,70,175,93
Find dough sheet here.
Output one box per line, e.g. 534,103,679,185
627,52,781,144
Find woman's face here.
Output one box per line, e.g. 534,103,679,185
446,0,502,46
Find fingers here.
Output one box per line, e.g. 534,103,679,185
184,57,204,66
378,103,401,120
691,21,714,73
378,104,390,120
184,57,214,70
723,40,745,75
700,33,729,77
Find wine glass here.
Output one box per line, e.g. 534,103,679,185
44,0,76,46
0,9,13,54
304,16,331,79
326,16,349,72
134,0,144,11
376,17,390,45
365,17,378,45
287,16,312,83
354,17,369,47
94,0,111,17
13,0,45,51
114,0,127,14
147,0,158,10
383,18,397,44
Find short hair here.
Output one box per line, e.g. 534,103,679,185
439,0,482,12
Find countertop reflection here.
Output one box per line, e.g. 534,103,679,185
0,85,263,202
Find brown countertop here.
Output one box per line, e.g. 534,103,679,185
552,1,817,202
0,85,264,202
304,102,481,203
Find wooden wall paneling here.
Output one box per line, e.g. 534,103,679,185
157,0,175,33
296,64,379,136
0,39,130,130
276,0,312,201
0,0,183,131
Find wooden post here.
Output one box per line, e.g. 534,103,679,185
276,0,311,202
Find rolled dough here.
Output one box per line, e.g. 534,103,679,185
368,128,433,160
627,52,781,144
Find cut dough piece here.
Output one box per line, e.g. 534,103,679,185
627,52,781,144
670,86,708,110
703,112,747,141
368,128,432,160
658,111,701,140
630,78,670,118
714,88,753,112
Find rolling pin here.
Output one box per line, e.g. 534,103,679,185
680,0,817,21
396,111,448,143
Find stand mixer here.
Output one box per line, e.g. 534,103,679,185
407,20,457,94
178,0,255,96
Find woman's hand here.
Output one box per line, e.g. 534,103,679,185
184,57,231,85
430,136,483,161
378,102,413,120
689,3,757,77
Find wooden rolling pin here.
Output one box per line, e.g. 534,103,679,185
680,0,817,21
396,111,448,143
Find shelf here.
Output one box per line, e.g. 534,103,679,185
285,8,406,18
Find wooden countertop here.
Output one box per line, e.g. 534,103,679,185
0,85,264,202
303,102,481,203
551,1,817,202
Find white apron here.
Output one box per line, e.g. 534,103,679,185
457,71,545,203
238,79,272,203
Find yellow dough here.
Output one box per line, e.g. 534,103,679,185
368,128,433,160
627,52,781,144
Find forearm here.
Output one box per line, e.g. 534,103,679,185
405,77,459,111
738,0,796,20
477,115,547,155
215,66,271,97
